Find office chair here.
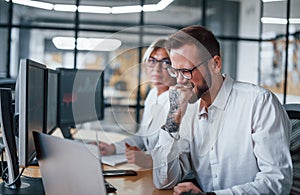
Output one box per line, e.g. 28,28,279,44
283,104,300,195
0,78,16,90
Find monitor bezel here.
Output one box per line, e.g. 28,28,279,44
44,68,58,135
18,59,46,168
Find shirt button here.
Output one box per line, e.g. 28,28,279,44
211,147,214,151
214,174,217,178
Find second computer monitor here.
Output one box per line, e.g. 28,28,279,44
45,69,58,134
57,68,104,129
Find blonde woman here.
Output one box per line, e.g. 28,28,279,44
98,39,176,169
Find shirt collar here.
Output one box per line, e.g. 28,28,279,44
211,74,234,110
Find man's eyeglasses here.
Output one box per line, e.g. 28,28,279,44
166,59,210,80
147,57,171,69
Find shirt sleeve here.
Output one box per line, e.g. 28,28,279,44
152,103,197,189
114,135,145,154
114,88,156,154
152,129,192,189
215,91,293,194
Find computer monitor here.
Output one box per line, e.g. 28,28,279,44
57,68,104,139
17,59,46,168
45,69,58,134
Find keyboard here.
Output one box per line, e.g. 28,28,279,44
105,179,117,193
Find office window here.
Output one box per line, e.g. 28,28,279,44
12,28,75,71
262,0,287,37
260,0,300,103
0,28,8,77
0,1,9,24
0,1,10,78
144,0,202,27
287,0,300,103
1,0,299,120
237,41,260,84
206,0,240,37
219,39,239,80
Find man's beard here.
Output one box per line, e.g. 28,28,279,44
189,79,210,104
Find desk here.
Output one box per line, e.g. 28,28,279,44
23,164,173,195
2,130,173,194
104,164,173,195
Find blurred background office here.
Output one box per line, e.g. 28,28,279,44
0,0,299,133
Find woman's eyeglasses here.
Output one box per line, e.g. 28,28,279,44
147,57,171,69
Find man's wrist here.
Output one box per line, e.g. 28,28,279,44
161,123,179,133
161,124,180,140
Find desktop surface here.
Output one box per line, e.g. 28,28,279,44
22,164,173,195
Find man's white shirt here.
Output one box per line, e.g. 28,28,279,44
152,75,292,195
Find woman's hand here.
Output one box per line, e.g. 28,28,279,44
89,141,116,156
125,143,153,169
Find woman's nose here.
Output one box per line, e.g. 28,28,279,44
153,63,162,72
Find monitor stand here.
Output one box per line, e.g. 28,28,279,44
29,157,39,166
60,126,74,140
0,177,44,195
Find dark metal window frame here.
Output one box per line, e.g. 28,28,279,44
1,0,293,124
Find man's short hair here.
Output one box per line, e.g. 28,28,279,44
166,25,220,59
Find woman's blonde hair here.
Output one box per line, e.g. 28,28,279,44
142,39,169,63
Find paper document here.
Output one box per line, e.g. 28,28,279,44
101,154,127,166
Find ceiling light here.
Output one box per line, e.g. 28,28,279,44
78,38,121,51
54,4,77,12
111,5,142,14
262,0,285,2
156,0,174,10
52,37,75,50
5,0,174,14
78,5,111,14
289,18,300,24
12,0,53,10
52,37,121,51
261,17,300,24
143,4,159,12
261,17,287,24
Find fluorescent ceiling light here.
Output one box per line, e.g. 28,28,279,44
261,17,300,24
52,37,121,51
78,38,121,51
289,18,300,24
52,37,75,50
143,4,159,12
261,17,287,24
5,0,173,14
12,0,53,10
157,0,174,10
111,5,142,14
262,0,285,2
78,5,111,14
54,4,77,12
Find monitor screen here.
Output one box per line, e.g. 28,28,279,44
45,69,58,134
57,68,104,127
17,59,46,168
